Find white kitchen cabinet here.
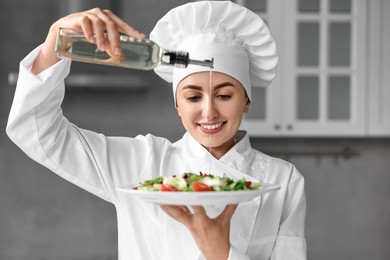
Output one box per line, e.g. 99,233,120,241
239,0,385,137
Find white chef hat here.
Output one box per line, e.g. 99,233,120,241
149,0,278,101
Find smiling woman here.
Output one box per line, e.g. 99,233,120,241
176,72,250,159
6,1,306,259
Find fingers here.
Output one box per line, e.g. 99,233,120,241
192,205,207,216
66,8,145,53
78,16,94,42
89,9,121,53
161,204,238,231
87,13,107,51
84,9,118,52
102,9,146,38
87,8,145,51
218,204,238,224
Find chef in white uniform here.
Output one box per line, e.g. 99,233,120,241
6,1,306,259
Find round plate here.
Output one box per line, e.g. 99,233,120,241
116,182,280,205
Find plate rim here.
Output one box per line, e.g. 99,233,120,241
116,182,280,205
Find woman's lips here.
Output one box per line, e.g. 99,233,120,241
198,122,226,134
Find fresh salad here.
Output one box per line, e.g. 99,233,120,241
133,172,261,192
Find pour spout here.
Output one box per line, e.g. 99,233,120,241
188,58,214,69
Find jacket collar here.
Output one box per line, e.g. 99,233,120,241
182,130,253,169
181,130,258,179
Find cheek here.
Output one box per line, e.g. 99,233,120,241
223,101,247,117
176,105,194,121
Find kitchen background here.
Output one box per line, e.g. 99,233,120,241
1,0,389,259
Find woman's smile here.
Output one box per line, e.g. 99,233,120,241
198,121,227,134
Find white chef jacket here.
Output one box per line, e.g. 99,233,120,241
6,45,307,260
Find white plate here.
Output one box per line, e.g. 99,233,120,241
116,182,280,205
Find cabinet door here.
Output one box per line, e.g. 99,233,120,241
367,0,390,136
242,76,283,136
283,0,367,136
241,0,368,137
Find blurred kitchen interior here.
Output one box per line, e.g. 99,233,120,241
0,0,389,259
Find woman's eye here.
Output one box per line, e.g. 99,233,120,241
217,95,232,100
187,96,201,102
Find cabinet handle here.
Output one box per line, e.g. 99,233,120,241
274,124,281,130
287,124,293,130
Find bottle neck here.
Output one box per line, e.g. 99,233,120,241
162,51,189,68
161,51,214,69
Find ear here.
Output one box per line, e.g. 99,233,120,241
243,98,250,113
176,104,182,118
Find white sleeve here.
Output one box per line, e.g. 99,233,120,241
6,45,150,203
271,236,306,260
228,245,250,260
271,168,307,260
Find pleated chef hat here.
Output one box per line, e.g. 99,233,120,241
150,0,278,101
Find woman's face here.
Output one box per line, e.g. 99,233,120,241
176,71,249,159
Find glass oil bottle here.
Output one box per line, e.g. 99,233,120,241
55,27,214,70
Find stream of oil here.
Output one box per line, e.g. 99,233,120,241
208,68,213,174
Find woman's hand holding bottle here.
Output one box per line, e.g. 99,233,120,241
31,8,145,75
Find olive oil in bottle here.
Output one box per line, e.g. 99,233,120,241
55,27,213,70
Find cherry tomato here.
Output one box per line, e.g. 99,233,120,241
246,181,252,189
192,182,213,192
161,184,177,192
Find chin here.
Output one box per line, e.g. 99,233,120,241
200,138,226,150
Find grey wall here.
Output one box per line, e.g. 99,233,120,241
1,1,389,260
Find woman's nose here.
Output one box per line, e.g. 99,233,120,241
202,98,217,120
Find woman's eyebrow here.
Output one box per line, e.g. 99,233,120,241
181,85,203,90
181,82,236,91
214,82,236,90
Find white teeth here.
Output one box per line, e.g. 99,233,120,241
201,123,223,130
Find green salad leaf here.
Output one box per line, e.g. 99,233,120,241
134,172,261,192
